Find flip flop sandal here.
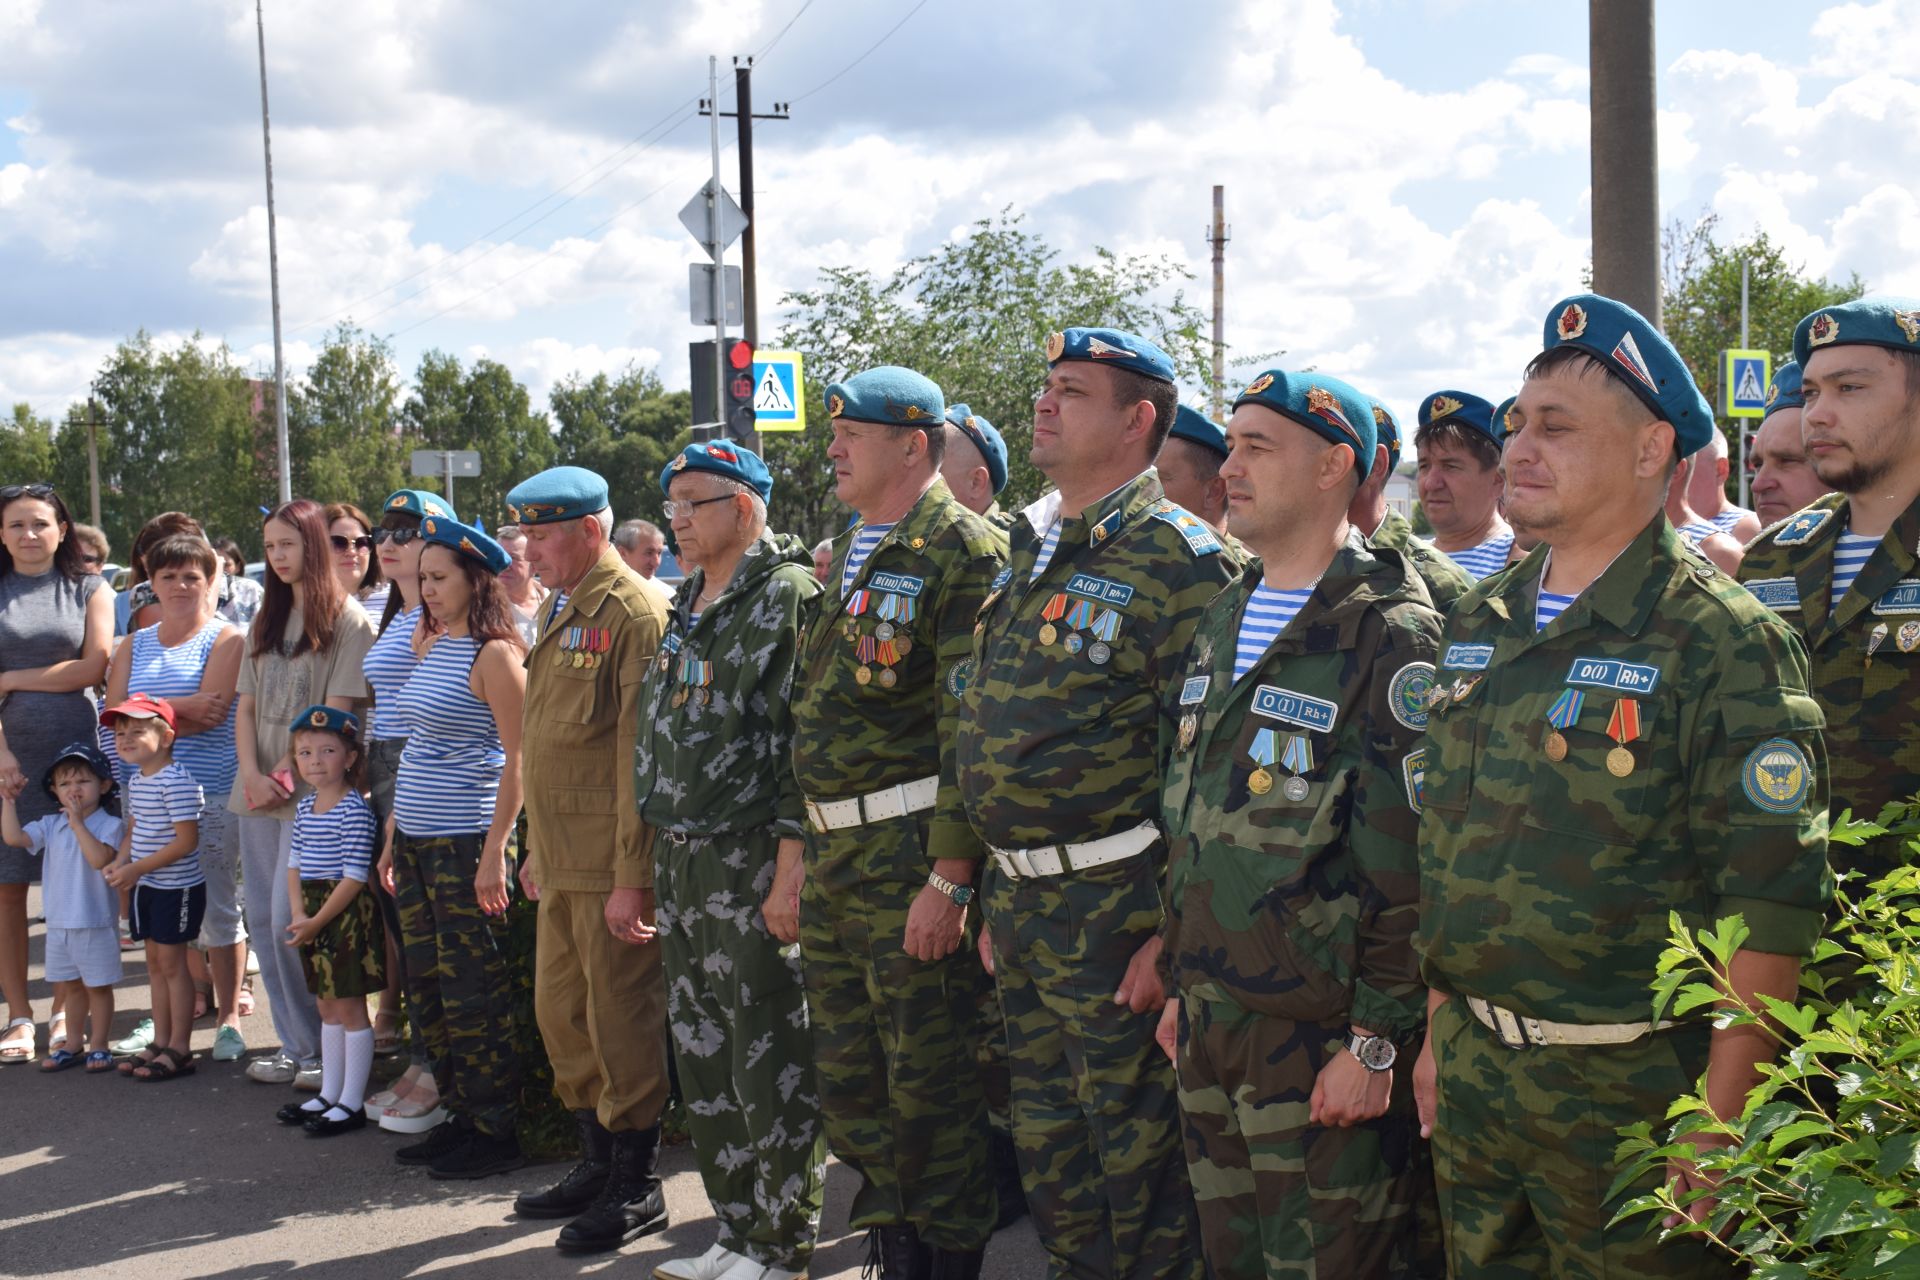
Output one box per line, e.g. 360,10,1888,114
84,1050,115,1074
236,980,256,1018
48,1012,67,1044
0,1017,34,1065
134,1048,196,1082
39,1048,82,1073
118,1047,161,1077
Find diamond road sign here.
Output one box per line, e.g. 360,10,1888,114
678,181,748,259
751,350,805,432
1723,348,1771,419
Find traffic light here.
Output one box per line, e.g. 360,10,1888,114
725,339,755,441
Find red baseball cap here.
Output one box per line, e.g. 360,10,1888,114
100,692,177,733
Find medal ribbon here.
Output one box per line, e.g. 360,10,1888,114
661,631,683,656
877,593,902,622
1040,593,1069,622
1606,698,1641,746
1545,688,1585,730
1249,727,1279,768
855,636,878,665
1281,733,1313,776
876,639,900,667
1090,609,1122,642
893,595,918,623
847,589,873,617
1064,598,1097,631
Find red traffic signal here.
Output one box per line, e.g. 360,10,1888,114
727,340,754,371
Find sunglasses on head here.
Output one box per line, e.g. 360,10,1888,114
0,483,57,503
371,527,421,546
330,534,373,552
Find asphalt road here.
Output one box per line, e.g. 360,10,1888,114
0,887,1046,1279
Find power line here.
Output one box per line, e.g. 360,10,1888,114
754,0,818,60
790,0,931,103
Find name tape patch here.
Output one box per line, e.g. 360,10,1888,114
1179,675,1210,707
1444,643,1494,671
1564,657,1661,695
1251,684,1338,733
1745,578,1801,613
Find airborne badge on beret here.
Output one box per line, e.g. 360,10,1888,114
1306,387,1360,444
1610,331,1659,392
670,454,688,472
1372,405,1390,427
1896,311,1920,344
1808,314,1839,347
1556,303,1588,341
1086,335,1136,360
1044,332,1066,362
389,494,408,509
1244,373,1274,396
828,394,846,418
1430,394,1464,419
309,709,328,727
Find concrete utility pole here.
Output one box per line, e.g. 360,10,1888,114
1588,0,1662,327
255,0,291,504
1208,186,1228,422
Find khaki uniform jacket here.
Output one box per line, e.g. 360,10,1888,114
522,546,667,892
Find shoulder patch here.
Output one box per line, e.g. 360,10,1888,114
1443,642,1494,671
1150,506,1223,555
1741,737,1812,814
1401,747,1427,813
946,657,974,698
1772,508,1832,546
1387,661,1435,731
1743,577,1801,613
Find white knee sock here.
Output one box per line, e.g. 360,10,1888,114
314,1022,345,1112
335,1027,375,1116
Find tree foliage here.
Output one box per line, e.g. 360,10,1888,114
547,364,690,533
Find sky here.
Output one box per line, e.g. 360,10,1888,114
3,0,1918,434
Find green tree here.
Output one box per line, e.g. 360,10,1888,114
289,324,407,511
400,352,555,529
547,363,690,531
771,209,1225,545
1,404,57,491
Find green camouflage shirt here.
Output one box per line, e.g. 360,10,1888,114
1162,537,1442,1040
790,477,1006,864
1737,491,1920,882
1369,508,1474,616
1417,516,1831,1024
957,469,1243,851
634,532,821,840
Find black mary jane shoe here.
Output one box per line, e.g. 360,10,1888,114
305,1107,368,1138
279,1099,332,1126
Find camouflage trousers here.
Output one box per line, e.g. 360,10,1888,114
799,816,996,1251
1176,994,1442,1279
1430,998,1730,1278
982,853,1200,1280
392,831,522,1139
657,830,827,1272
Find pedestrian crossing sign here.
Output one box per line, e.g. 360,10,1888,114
752,350,805,432
1723,348,1771,419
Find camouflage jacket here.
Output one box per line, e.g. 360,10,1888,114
957,469,1243,851
790,478,1006,864
983,501,1015,533
1417,516,1831,1024
1737,490,1920,882
1162,537,1442,1040
634,532,822,840
1369,508,1474,616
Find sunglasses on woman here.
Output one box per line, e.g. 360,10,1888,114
371,527,421,546
330,534,373,552
0,483,57,502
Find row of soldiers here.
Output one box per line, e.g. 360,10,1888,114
572,289,1918,1280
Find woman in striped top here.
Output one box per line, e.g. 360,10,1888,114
104,533,249,1061
381,517,528,1178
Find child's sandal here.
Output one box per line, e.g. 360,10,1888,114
38,1048,82,1073
84,1050,115,1074
117,1047,160,1077
133,1047,196,1082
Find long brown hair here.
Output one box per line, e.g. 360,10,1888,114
0,485,90,581
376,509,421,637
325,501,386,595
252,499,348,658
420,543,525,655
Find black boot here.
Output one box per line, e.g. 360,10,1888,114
514,1110,612,1219
395,1116,471,1167
989,1127,1028,1231
863,1224,932,1280
553,1124,670,1254
428,1127,527,1180
929,1247,986,1280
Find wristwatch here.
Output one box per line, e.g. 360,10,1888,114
1346,1031,1397,1072
928,871,974,907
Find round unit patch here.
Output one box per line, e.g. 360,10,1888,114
1742,737,1812,814
946,658,974,698
1388,662,1436,731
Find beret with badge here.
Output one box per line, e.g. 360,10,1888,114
1791,295,1920,368
823,366,945,430
382,489,457,522
1044,326,1176,385
420,515,511,575
1763,360,1804,418
505,465,610,526
290,703,361,739
1169,404,1229,459
1233,369,1379,482
1492,395,1518,444
945,403,1008,495
1542,293,1715,455
1365,397,1404,473
1416,389,1499,449
660,440,774,501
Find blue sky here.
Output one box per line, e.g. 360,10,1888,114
3,0,1916,433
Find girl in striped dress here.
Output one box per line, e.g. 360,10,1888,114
382,517,527,1180
277,705,383,1137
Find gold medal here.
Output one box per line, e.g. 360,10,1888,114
1606,746,1635,777
878,666,898,689
855,665,873,686
1178,714,1197,749
1901,621,1920,653
1038,623,1058,647
554,652,569,668
893,633,912,657
1544,731,1567,762
573,651,587,668
1248,768,1274,795
672,688,689,708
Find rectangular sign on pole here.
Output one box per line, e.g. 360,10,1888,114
1723,348,1771,419
751,350,806,432
688,265,743,326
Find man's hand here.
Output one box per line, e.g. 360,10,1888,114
760,839,804,945
903,884,965,962
1155,1001,1180,1065
1665,1133,1731,1232
1310,1047,1392,1127
977,928,994,977
1414,1035,1439,1139
1114,935,1166,1013
605,885,656,945
518,861,540,902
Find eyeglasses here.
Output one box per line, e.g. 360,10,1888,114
662,495,738,521
330,534,373,552
371,527,421,546
0,484,56,502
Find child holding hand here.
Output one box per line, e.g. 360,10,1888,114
277,705,386,1137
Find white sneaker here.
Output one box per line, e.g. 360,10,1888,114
654,1243,747,1280
714,1257,806,1280
245,1052,297,1083
293,1060,323,1091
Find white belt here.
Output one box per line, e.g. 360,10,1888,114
989,821,1159,881
1466,996,1676,1049
806,775,939,833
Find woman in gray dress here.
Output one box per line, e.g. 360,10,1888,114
0,484,113,1065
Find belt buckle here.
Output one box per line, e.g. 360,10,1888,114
805,799,826,833
661,829,689,846
1490,1004,1531,1050
1002,847,1039,880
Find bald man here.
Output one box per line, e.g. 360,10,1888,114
1686,428,1762,544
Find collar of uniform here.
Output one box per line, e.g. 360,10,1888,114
677,532,785,630
859,475,958,565
552,546,626,628
1818,487,1920,637
1240,529,1391,650
1490,513,1676,638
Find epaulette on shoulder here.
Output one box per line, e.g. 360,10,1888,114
1764,493,1846,548
1148,503,1223,556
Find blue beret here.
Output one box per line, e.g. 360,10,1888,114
289,703,361,739
823,366,944,429
661,440,773,502
419,515,510,575
945,404,1008,495
1232,369,1378,482
1044,327,1176,385
1492,396,1518,444
505,465,609,525
1365,398,1403,473
1416,390,1499,449
43,741,113,799
1544,294,1715,456
1169,404,1228,459
381,489,457,522
1764,360,1804,419
1792,296,1920,369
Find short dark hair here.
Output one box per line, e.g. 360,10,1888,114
1413,420,1501,471
897,421,946,468
1895,347,1920,399
1108,366,1179,453
1522,345,1651,429
143,532,218,580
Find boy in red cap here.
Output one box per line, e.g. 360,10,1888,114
101,694,205,1081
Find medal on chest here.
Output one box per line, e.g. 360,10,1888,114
1543,688,1584,762
1605,698,1642,777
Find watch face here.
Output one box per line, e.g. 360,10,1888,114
952,886,975,906
1356,1036,1397,1071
